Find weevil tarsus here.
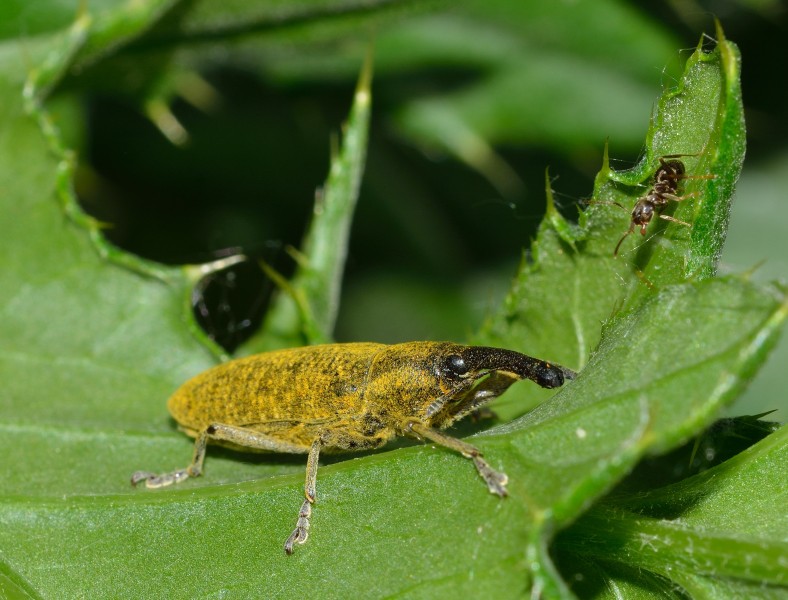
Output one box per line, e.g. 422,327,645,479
284,499,313,555
131,468,191,488
408,421,508,497
131,428,209,487
285,437,322,555
130,423,306,489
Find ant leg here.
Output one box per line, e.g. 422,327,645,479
585,199,626,211
658,214,691,228
614,223,636,256
662,191,699,204
659,152,702,160
680,173,715,180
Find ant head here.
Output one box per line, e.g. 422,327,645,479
615,199,654,257
631,199,655,228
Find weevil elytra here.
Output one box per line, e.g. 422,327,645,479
132,342,575,554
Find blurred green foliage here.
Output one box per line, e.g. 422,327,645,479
15,0,779,418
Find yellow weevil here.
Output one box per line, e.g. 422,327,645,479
132,342,575,553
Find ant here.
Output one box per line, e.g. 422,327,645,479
606,153,713,256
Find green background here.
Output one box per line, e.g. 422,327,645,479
21,0,782,417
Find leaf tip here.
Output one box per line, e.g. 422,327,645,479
543,167,581,249
601,138,611,174
714,17,727,45
355,44,375,108
713,20,741,88
544,167,557,216
74,0,92,31
184,253,247,285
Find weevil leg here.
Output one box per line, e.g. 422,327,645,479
284,438,322,555
131,428,210,488
407,421,508,497
450,372,518,424
131,423,306,489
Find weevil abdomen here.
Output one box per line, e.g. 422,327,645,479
168,342,386,443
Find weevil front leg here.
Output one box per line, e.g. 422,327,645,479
407,421,508,497
131,423,306,488
284,437,322,555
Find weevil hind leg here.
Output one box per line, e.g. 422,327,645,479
131,428,210,488
407,421,508,497
131,423,307,489
284,437,322,555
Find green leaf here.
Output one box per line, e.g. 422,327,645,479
1,5,784,599
468,27,786,595
1,269,783,596
476,24,746,396
506,276,787,595
0,21,208,434
554,424,788,596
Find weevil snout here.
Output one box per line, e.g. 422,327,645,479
534,364,564,388
459,346,575,389
534,362,578,388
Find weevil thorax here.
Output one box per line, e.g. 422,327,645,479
362,342,470,426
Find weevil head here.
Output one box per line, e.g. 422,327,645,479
367,343,574,429
365,342,476,413
448,346,573,389
430,345,575,427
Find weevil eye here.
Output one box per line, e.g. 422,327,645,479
443,354,469,378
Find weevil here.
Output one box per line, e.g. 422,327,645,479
132,342,575,554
